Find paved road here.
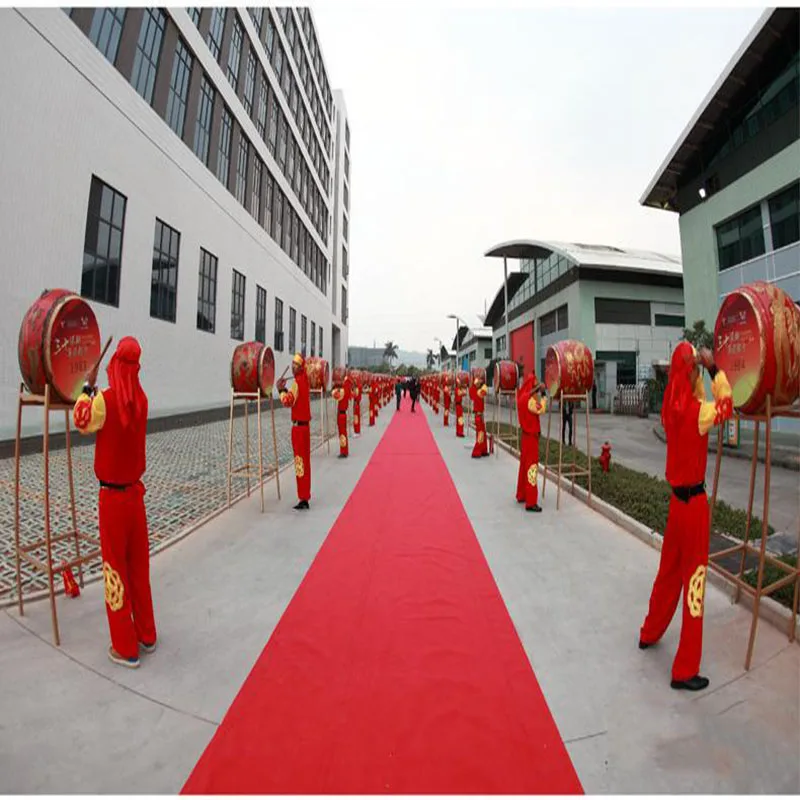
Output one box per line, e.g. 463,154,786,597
563,413,799,544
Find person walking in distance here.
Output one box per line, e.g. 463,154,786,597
278,353,312,510
562,398,574,448
395,378,403,411
469,373,489,458
516,372,547,512
73,337,156,669
639,344,733,691
410,376,420,413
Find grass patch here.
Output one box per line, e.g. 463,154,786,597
742,554,798,610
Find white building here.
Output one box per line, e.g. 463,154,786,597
0,7,350,440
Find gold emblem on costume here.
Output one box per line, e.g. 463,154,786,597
477,431,485,444
458,416,464,426
527,464,538,485
339,434,347,448
103,562,124,612
294,456,305,478
687,565,706,618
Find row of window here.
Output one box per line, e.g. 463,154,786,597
71,8,332,297
715,181,799,271
82,175,326,356
539,304,569,337
594,298,651,326
511,252,575,314
186,7,331,242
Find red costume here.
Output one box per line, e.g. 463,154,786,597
73,337,156,668
352,378,362,435
639,342,733,690
516,374,547,511
469,379,489,458
279,354,312,508
455,385,466,438
443,384,451,426
332,376,352,457
369,380,378,426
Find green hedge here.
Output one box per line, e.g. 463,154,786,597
742,555,798,610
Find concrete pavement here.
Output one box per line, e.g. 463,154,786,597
1,399,798,793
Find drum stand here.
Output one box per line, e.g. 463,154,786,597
310,388,331,455
13,384,102,646
708,396,800,670
227,389,281,513
542,391,593,510
492,389,519,458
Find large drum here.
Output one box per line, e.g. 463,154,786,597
545,339,594,399
493,360,519,393
18,288,102,403
306,356,330,391
470,366,487,385
331,366,347,388
714,281,800,414
230,341,275,395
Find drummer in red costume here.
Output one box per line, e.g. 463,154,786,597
516,373,547,512
73,337,156,669
332,373,352,458
442,378,451,427
369,376,378,426
469,373,489,458
639,343,733,691
455,381,466,438
278,353,312,510
351,373,362,436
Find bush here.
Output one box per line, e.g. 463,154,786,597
743,554,798,610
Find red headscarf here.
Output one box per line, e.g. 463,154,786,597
107,336,146,429
661,341,696,435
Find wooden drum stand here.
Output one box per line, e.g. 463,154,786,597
310,387,331,455
492,387,519,458
708,396,800,670
13,384,102,646
542,391,593,510
227,388,281,513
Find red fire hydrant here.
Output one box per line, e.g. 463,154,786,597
599,441,612,473
61,563,80,598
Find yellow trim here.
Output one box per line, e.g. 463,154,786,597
73,391,106,434
527,395,547,415
698,371,733,436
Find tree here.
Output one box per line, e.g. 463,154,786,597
682,319,713,351
426,349,436,370
383,340,399,366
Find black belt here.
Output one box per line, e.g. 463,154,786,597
338,410,346,416
293,420,309,426
671,482,706,503
100,481,134,491
475,412,484,418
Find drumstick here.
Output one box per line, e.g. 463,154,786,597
85,336,113,381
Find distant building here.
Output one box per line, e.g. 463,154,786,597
484,240,685,408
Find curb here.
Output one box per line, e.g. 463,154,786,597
492,436,800,643
652,425,799,472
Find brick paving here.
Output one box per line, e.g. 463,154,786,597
0,397,336,603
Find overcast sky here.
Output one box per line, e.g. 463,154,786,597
313,4,764,354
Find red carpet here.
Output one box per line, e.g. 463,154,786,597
182,397,583,794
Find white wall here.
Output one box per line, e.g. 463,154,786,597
0,9,348,439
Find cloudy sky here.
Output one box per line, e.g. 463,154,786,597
314,4,763,353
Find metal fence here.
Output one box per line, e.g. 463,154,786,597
613,384,650,417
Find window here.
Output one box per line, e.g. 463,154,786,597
150,219,180,323
255,285,267,343
187,7,201,26
343,214,348,242
341,286,347,324
769,182,800,250
484,348,492,359
230,269,246,340
217,107,233,187
289,306,297,352
343,183,349,211
193,76,215,165
248,6,264,33
89,8,126,64
227,15,244,89
131,9,165,105
273,188,283,244
235,135,249,206
654,314,685,327
264,12,276,58
277,111,287,168
283,201,292,253
242,51,256,117
310,321,316,356
557,303,569,331
319,326,323,358
251,157,262,223
81,176,126,307
256,76,268,138
272,41,284,79
267,97,278,153
301,314,307,355
344,152,350,180
197,248,217,333
264,170,274,233
274,297,284,351
207,8,226,61
166,39,193,138
716,205,765,271
594,298,651,325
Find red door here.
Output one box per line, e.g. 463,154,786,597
510,323,535,380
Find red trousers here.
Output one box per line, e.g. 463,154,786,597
369,403,376,426
640,493,709,681
99,483,156,660
353,402,361,434
291,423,311,501
443,397,450,427
337,411,349,456
516,432,540,508
472,413,488,457
455,404,464,437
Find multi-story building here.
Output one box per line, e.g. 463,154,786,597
450,326,493,373
484,240,685,408
0,7,350,440
640,7,798,329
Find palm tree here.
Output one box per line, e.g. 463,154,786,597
426,349,436,370
383,340,399,365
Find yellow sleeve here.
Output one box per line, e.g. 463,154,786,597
73,390,106,435
528,395,547,415
698,371,733,436
479,385,488,397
